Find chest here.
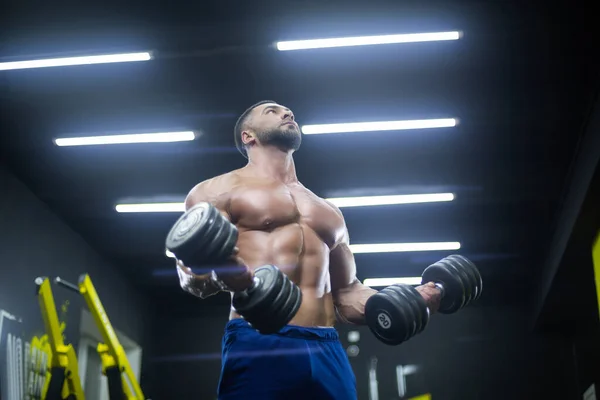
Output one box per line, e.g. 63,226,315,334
229,183,345,247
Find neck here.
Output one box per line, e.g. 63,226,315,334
246,147,298,183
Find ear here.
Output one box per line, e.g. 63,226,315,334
241,130,257,146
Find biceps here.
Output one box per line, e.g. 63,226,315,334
329,243,358,292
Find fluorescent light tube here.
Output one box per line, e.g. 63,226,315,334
301,119,456,135
54,131,195,147
116,193,454,213
277,31,461,51
364,277,422,287
349,242,461,253
0,52,152,71
327,193,454,208
116,203,185,213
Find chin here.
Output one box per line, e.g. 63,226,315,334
282,125,299,133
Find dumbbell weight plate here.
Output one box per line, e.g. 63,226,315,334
446,255,482,305
165,202,215,256
386,285,429,338
247,273,302,334
470,262,483,301
270,278,302,331
444,255,476,305
165,202,238,265
201,209,238,262
233,265,283,318
448,255,483,301
232,265,302,334
398,284,430,334
181,203,237,263
422,261,466,314
365,287,413,345
440,258,473,308
385,286,418,339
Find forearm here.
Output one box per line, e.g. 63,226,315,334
179,268,224,299
333,281,378,325
176,246,254,299
334,281,443,325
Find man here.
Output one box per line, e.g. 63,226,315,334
175,100,442,399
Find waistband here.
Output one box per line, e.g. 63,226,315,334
225,318,340,342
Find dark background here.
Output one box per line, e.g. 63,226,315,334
1,1,599,399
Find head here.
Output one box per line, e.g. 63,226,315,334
234,100,302,158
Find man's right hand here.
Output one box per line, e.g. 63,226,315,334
175,250,254,297
176,259,216,298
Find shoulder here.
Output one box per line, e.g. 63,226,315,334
298,183,346,220
319,197,350,246
323,198,344,219
184,171,243,210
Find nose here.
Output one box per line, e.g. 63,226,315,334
283,111,294,121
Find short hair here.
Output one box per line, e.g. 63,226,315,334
234,100,276,158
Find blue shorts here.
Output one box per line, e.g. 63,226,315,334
217,319,357,400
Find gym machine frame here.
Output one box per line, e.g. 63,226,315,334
36,274,146,399
35,277,84,400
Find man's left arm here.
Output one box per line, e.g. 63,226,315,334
329,233,378,325
330,233,445,327
328,200,444,325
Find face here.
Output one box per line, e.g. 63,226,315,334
243,103,302,152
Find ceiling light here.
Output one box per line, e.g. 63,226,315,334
276,31,461,51
115,193,454,213
54,131,195,147
301,119,456,135
0,52,152,71
349,242,461,253
363,277,422,287
328,193,454,207
116,203,185,213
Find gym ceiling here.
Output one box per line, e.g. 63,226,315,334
0,1,598,323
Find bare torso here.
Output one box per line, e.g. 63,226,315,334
215,170,346,327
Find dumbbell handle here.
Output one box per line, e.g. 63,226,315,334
232,276,261,301
433,282,446,298
210,264,256,293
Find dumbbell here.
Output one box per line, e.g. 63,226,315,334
365,255,482,346
165,202,302,334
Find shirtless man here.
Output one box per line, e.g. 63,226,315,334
175,100,442,400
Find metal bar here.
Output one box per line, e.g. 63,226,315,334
54,277,80,294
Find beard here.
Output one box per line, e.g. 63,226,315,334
256,124,302,152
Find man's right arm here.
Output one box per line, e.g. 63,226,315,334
184,176,231,213
175,177,232,299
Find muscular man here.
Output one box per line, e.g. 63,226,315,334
175,100,442,399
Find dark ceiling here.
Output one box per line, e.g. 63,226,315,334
1,1,598,317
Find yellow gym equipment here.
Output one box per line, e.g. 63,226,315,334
408,394,432,400
35,274,146,399
592,232,600,320
35,277,85,400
